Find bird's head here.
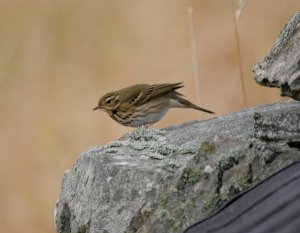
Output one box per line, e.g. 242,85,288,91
93,92,120,113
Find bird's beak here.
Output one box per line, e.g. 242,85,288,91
93,105,101,111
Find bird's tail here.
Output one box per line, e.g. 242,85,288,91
175,96,215,114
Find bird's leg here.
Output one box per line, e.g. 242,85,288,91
143,123,153,128
119,124,153,141
118,133,130,141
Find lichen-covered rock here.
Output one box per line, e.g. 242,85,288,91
253,12,300,100
254,110,300,143
55,101,300,233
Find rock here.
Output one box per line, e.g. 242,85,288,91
254,110,300,143
55,100,300,233
253,12,300,100
55,11,300,232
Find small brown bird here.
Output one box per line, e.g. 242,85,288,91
93,82,214,127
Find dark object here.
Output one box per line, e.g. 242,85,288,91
184,161,300,233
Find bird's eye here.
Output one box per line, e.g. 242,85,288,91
105,98,112,104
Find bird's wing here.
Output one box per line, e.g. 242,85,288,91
128,82,184,106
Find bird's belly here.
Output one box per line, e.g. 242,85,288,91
127,108,169,127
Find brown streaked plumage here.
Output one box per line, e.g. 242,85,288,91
93,82,214,127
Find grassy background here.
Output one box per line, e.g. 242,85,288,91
0,0,299,232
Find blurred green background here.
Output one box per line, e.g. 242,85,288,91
0,0,299,232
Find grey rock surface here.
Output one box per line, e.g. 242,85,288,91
55,100,300,233
254,109,300,143
253,12,300,100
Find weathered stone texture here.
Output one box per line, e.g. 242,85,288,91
55,101,300,233
253,12,300,100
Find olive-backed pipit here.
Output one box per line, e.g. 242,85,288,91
93,82,214,127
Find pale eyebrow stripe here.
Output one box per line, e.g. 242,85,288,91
105,96,115,102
